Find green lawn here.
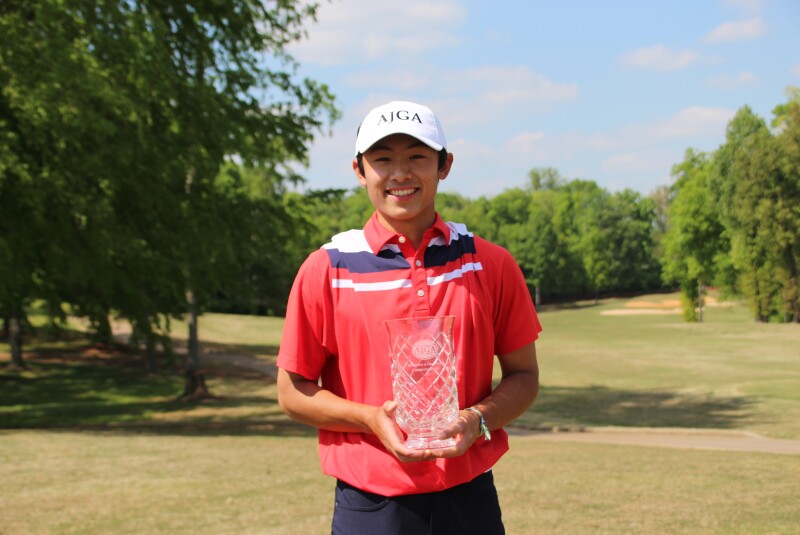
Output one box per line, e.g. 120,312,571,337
1,292,799,534
1,431,797,534
520,293,800,439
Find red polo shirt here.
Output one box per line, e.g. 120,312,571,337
278,212,541,496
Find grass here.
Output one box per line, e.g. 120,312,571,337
1,291,799,533
516,292,800,439
1,431,798,534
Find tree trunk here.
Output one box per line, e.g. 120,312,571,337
186,288,199,371
94,312,113,347
697,281,704,323
144,331,157,374
9,314,25,369
535,285,541,308
180,288,210,399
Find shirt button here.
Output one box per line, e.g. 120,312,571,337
415,260,422,267
417,289,425,297
398,236,406,244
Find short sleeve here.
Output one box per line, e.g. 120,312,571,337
491,245,542,356
277,249,337,380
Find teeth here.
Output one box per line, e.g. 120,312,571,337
389,188,416,196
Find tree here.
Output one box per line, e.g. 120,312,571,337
0,1,338,374
528,167,565,191
662,150,730,321
769,89,800,322
711,104,796,322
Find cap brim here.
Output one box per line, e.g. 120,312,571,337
355,133,444,155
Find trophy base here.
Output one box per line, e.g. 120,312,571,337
405,436,456,450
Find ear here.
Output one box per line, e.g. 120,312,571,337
352,157,367,187
438,152,454,181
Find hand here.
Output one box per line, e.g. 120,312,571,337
421,409,483,460
367,401,440,463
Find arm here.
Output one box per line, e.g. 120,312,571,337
471,341,539,432
431,341,539,457
277,368,436,462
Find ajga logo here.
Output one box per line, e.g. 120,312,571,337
412,339,439,360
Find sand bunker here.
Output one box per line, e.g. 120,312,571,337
601,296,724,316
601,308,682,316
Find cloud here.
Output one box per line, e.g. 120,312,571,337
552,106,737,155
724,0,765,12
704,17,766,43
632,106,736,143
620,45,701,72
342,69,433,92
793,64,800,77
343,65,578,128
603,150,673,173
289,0,467,65
505,131,547,158
448,66,579,104
705,71,759,89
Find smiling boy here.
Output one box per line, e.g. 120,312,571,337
277,101,541,534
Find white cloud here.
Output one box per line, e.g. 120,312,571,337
704,17,766,43
603,150,673,173
342,69,433,92
450,66,579,104
505,131,547,160
705,71,760,89
343,65,578,129
793,64,800,77
289,0,467,65
547,107,736,155
647,106,736,140
724,0,765,12
621,45,701,72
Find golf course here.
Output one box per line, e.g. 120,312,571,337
2,292,799,534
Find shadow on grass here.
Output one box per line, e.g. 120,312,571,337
525,385,758,430
536,301,601,313
174,340,281,360
0,356,315,438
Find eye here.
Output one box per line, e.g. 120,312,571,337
410,154,427,160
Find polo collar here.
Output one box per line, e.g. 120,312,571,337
364,212,451,254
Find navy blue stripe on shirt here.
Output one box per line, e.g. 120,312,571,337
326,248,410,273
424,233,477,268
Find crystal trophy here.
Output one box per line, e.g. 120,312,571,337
384,316,459,449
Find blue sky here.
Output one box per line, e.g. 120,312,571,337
287,0,800,199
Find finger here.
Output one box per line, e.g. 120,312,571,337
382,400,398,415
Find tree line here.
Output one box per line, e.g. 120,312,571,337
662,90,800,323
294,91,800,325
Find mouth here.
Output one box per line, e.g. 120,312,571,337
385,187,419,199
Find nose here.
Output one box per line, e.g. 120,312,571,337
389,159,412,182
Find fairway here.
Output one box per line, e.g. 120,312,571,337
2,292,799,533
1,431,798,534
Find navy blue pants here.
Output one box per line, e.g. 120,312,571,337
331,471,505,535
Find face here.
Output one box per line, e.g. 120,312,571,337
353,133,453,238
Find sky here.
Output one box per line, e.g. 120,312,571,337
286,0,800,199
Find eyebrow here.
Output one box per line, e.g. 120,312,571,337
368,140,428,152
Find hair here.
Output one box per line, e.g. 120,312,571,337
357,148,449,176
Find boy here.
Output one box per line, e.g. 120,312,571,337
277,101,541,534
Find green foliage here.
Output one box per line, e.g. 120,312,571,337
709,99,800,322
662,150,729,320
0,1,338,359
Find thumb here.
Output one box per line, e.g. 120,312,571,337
382,400,398,418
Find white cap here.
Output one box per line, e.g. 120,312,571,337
355,101,447,156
